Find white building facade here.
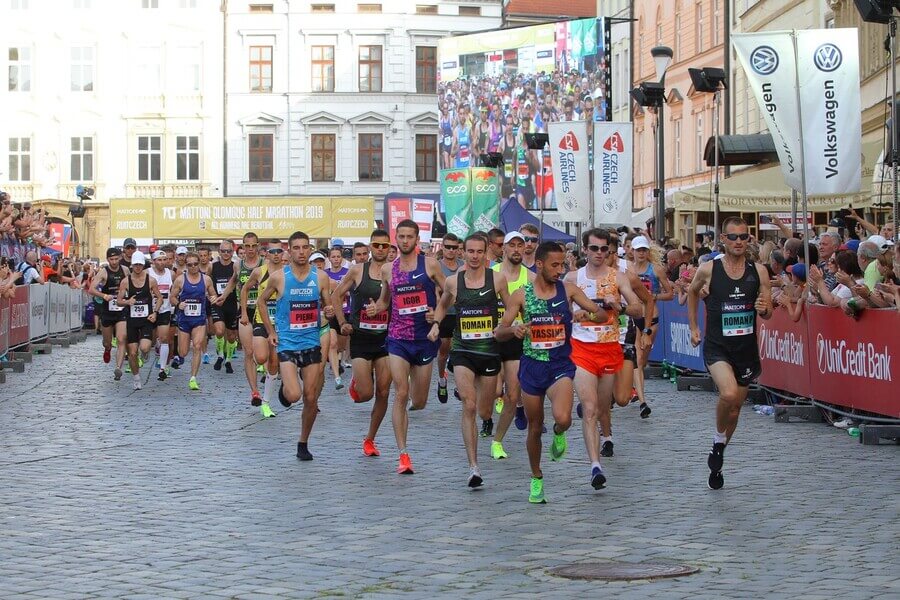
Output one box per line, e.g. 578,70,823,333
224,0,501,212
598,0,631,125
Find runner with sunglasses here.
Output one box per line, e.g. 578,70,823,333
688,217,772,490
331,229,393,457
170,252,222,391
519,224,540,272
208,240,240,373
436,232,463,404
233,233,265,403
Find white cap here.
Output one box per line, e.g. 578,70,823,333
151,250,166,260
176,246,188,255
632,235,651,250
309,252,326,262
130,251,146,265
503,231,525,244
617,246,625,257
867,234,894,251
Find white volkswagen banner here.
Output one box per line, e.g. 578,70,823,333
733,32,803,191
796,28,861,194
548,120,591,223
593,122,633,226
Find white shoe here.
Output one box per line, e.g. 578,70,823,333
133,378,142,391
832,418,852,429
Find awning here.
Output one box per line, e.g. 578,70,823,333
673,139,883,212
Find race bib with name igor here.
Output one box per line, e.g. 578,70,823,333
108,298,124,311
529,314,565,349
183,300,202,317
459,307,494,340
721,302,754,337
289,300,318,330
130,302,149,318
359,309,388,332
395,283,428,315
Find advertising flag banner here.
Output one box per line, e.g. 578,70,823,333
386,197,412,244
593,122,633,226
470,167,501,231
412,199,436,243
796,28,861,194
547,121,591,223
733,32,803,191
440,168,473,238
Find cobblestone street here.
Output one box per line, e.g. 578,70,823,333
0,336,897,599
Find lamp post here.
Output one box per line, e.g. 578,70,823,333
689,67,728,237
650,46,673,242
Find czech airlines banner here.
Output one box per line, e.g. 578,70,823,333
547,121,591,223
733,29,861,195
593,122,633,226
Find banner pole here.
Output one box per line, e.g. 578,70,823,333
713,90,721,238
791,31,812,263
892,18,899,243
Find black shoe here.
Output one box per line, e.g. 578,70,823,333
278,384,291,407
707,442,725,490
453,388,461,401
225,361,234,374
437,380,448,404
640,402,652,419
157,369,167,381
170,357,181,369
591,466,607,490
296,443,313,461
214,357,224,371
600,440,614,457
708,470,724,490
338,363,345,375
480,418,494,437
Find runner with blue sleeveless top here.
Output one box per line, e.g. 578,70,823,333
257,231,333,462
326,247,350,390
169,252,221,391
452,106,472,168
369,219,446,475
496,242,607,504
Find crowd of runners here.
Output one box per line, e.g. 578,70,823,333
89,217,771,502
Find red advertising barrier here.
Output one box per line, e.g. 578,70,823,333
806,305,897,418
8,286,30,349
386,198,412,244
757,308,811,398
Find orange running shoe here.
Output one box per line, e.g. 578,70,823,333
349,377,362,403
103,347,111,364
397,453,414,474
363,438,380,457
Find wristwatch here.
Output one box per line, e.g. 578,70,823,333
642,327,653,335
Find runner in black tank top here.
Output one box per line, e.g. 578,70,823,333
209,241,239,373
687,217,772,490
90,248,130,379
118,253,161,390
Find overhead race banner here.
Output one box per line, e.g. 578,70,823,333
110,198,154,243
733,31,803,191
470,167,501,232
440,168,473,238
593,122,633,226
796,28,861,195
548,121,591,223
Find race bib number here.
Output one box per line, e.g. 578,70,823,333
289,300,318,330
359,308,388,332
443,135,452,146
722,310,754,337
183,300,202,317
216,281,228,294
530,314,565,349
108,298,124,311
130,303,149,318
639,275,652,292
247,288,258,306
504,163,513,179
459,146,469,161
459,307,494,340
517,162,528,180
266,301,277,321
396,283,428,315
618,314,629,345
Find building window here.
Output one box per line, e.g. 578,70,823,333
248,134,273,182
358,3,381,11
712,1,720,46
673,120,681,177
11,0,29,8
656,11,663,46
178,46,201,92
311,134,336,182
622,47,630,108
311,3,334,11
674,11,681,61
358,134,382,181
249,46,272,92
415,134,437,182
415,4,437,14
696,3,704,53
73,0,91,7
141,0,158,8
249,4,273,12
358,45,382,92
416,46,436,93
459,5,480,15
70,137,93,181
135,46,161,91
179,0,197,7
8,47,31,92
138,135,161,181
695,114,704,172
8,137,31,181
70,46,94,92
176,135,199,181
312,45,335,92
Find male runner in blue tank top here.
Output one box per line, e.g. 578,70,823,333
688,217,772,490
257,231,334,461
369,219,446,475
169,252,221,391
496,242,607,503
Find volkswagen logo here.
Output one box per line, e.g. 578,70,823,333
445,185,468,194
813,43,842,72
750,45,779,76
474,184,497,193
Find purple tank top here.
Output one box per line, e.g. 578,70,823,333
387,255,437,341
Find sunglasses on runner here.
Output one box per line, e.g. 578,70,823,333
443,244,460,251
186,262,200,267
267,248,284,254
243,243,259,249
370,242,390,249
522,236,539,243
724,233,750,241
586,244,609,253
218,248,233,253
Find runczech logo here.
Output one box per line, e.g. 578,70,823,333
813,43,842,72
603,132,624,152
445,185,468,194
750,46,779,76
474,184,497,192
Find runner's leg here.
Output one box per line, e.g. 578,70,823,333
575,368,602,465
190,326,206,378
521,391,544,478
367,355,391,442
389,355,413,450
455,366,478,467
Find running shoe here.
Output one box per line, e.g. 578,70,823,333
591,466,607,490
338,362,345,376
514,405,527,430
103,348,111,364
490,440,508,460
600,440,614,457
250,391,262,407
260,402,276,418
296,443,313,461
349,378,363,403
397,453,414,474
170,356,181,369
214,357,224,371
494,397,504,415
629,388,639,403
138,357,144,368
256,364,265,374
224,361,234,374
157,369,167,381
480,418,494,437
363,438,380,457
125,364,131,374
133,377,142,391
576,402,583,419
528,477,546,504
640,402,652,419
707,442,725,490
188,376,200,391
202,353,210,364
113,367,123,381
467,467,483,489
335,376,344,390
437,379,448,403
111,337,117,348
278,384,290,407
549,429,567,461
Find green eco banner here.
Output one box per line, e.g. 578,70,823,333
440,168,473,238
470,167,500,232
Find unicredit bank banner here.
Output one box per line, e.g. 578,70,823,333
757,309,811,397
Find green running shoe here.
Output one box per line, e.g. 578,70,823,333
188,376,200,391
124,364,132,374
549,429,567,461
494,397,504,415
529,477,546,504
138,357,144,368
260,402,276,418
490,440,508,460
257,364,265,374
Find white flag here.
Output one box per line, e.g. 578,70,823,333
547,121,591,223
412,198,435,243
593,122,633,226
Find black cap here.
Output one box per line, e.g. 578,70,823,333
123,238,137,248
106,247,123,258
828,217,843,228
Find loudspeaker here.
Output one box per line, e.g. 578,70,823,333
524,133,549,150
853,0,894,24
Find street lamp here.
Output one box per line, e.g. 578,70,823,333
689,67,728,237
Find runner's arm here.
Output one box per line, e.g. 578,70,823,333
567,282,605,321
428,257,447,297
371,263,392,315
430,274,456,325
255,270,277,335
88,269,107,300
116,276,131,305
755,263,773,320
169,275,183,310
494,288,525,342
616,271,643,318
625,270,655,321
687,262,712,335
653,264,675,301
240,267,262,319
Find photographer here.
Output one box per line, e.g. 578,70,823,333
15,250,43,285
